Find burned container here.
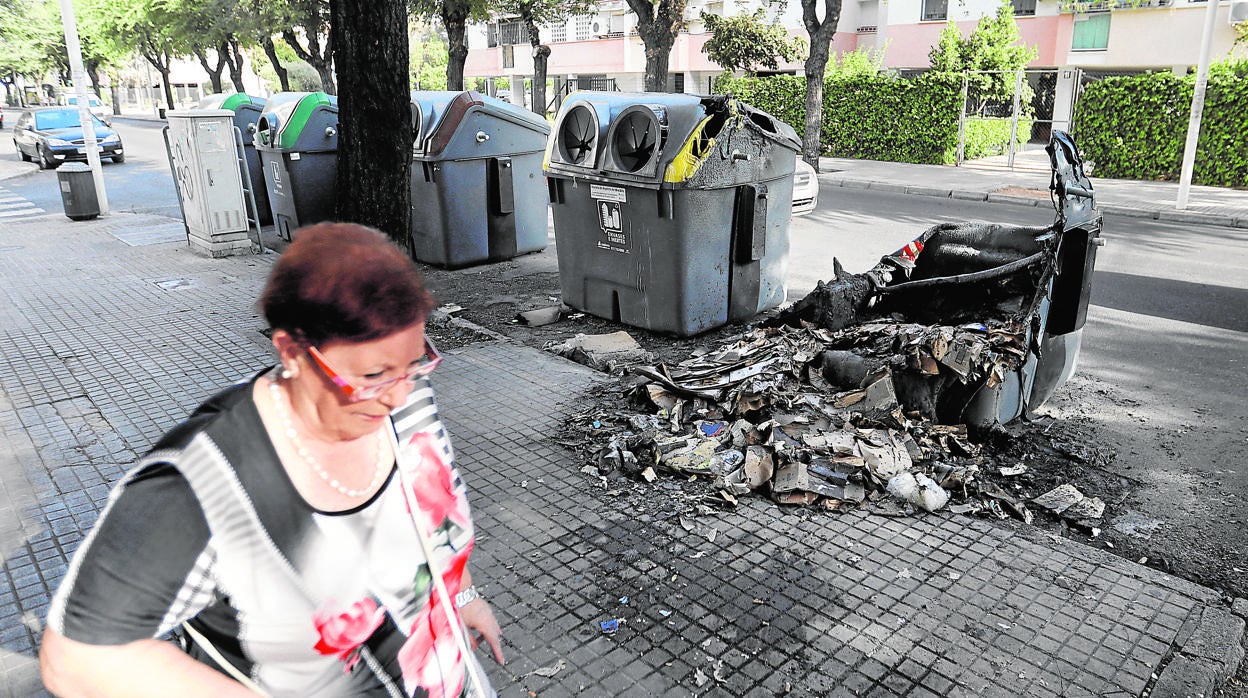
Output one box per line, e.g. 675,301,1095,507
199,93,271,225
783,130,1104,430
254,92,338,241
545,92,800,336
409,90,551,267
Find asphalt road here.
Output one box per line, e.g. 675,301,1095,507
7,122,1245,595
3,117,181,218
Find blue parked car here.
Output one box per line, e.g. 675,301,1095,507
11,106,124,169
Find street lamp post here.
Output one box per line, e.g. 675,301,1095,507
1176,0,1221,210
57,0,109,215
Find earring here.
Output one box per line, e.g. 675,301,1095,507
280,366,293,380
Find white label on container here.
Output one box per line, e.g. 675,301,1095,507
590,184,626,203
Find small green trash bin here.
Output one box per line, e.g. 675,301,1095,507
57,162,99,221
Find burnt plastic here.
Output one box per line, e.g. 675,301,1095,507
408,91,551,267
545,92,801,336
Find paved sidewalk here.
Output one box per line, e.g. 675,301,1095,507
818,148,1248,230
0,209,1245,693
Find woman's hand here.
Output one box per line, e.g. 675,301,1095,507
459,599,504,665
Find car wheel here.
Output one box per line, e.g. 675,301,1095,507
15,141,31,163
37,144,56,170
111,153,125,164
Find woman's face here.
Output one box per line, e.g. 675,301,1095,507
277,322,431,441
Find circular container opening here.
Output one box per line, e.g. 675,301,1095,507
557,105,597,166
611,108,660,173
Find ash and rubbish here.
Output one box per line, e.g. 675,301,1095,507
554,222,1127,540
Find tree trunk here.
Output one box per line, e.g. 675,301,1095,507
800,0,843,171
195,49,226,94
263,37,291,92
161,68,175,111
225,37,247,93
85,60,102,96
643,40,673,92
329,0,412,248
523,15,549,116
625,0,685,92
441,0,469,91
282,30,336,94
532,45,550,117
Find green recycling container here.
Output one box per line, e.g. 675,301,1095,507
254,92,338,241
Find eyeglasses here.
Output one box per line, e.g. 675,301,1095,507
306,338,441,402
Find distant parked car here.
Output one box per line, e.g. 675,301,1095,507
11,107,124,169
792,158,819,216
64,94,112,125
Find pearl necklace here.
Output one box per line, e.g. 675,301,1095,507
268,376,390,499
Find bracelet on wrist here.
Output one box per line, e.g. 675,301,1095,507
455,585,480,609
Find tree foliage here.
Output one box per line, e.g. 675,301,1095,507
701,9,807,75
79,0,184,108
411,30,449,90
928,1,1037,114
410,0,490,91
280,0,335,94
0,0,64,103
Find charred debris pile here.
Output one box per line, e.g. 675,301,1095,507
562,222,1108,530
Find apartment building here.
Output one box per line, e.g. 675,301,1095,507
464,0,1246,109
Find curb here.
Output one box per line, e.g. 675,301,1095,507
823,177,1248,230
1149,602,1247,697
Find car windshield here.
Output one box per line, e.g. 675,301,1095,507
35,110,105,130
67,97,101,107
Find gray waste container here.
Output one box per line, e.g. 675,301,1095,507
200,93,271,225
57,163,99,221
545,92,800,336
409,90,551,267
254,92,338,241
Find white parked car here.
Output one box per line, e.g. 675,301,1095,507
65,94,112,126
792,158,819,216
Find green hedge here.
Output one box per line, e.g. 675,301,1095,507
1073,72,1248,187
962,117,1033,160
716,73,962,165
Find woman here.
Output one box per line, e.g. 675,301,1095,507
40,223,504,697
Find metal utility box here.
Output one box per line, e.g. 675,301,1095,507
200,93,271,225
408,90,551,268
56,163,99,221
545,92,800,336
165,110,257,257
254,92,339,241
